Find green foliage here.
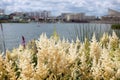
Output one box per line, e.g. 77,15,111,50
111,24,120,29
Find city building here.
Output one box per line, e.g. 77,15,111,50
9,12,24,21
0,9,4,15
108,9,120,16
0,8,97,23
26,10,51,21
84,16,96,21
41,10,51,18
102,9,120,21
0,9,9,22
60,13,96,22
61,13,86,22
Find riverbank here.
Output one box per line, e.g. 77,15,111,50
1,19,120,24
0,20,29,23
90,20,120,24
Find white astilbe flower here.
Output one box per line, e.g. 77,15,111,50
0,54,5,79
35,63,48,79
76,37,81,47
4,60,17,80
100,49,110,65
99,49,117,79
56,38,70,55
91,65,103,80
90,34,101,64
36,33,50,51
110,77,116,80
80,52,87,70
1,32,120,79
18,49,35,80
9,48,18,61
75,37,81,54
36,35,71,79
67,41,78,64
113,49,120,62
109,31,119,50
76,37,80,43
115,68,120,79
100,33,109,47
104,66,115,78
101,49,116,68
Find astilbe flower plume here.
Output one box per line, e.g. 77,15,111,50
0,32,120,80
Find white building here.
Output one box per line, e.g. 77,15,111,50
26,10,51,19
41,10,51,18
61,13,96,22
61,13,86,21
0,9,4,15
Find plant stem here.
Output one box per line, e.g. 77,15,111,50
0,23,6,56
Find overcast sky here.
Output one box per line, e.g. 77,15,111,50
0,0,120,16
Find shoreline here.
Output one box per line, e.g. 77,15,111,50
0,20,120,24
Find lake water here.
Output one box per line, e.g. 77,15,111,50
0,23,120,51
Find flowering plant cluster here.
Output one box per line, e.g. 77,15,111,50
0,32,120,80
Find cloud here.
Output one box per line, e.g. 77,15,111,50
0,0,120,16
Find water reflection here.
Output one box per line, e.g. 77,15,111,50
69,23,112,41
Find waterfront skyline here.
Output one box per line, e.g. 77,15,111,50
0,0,120,16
